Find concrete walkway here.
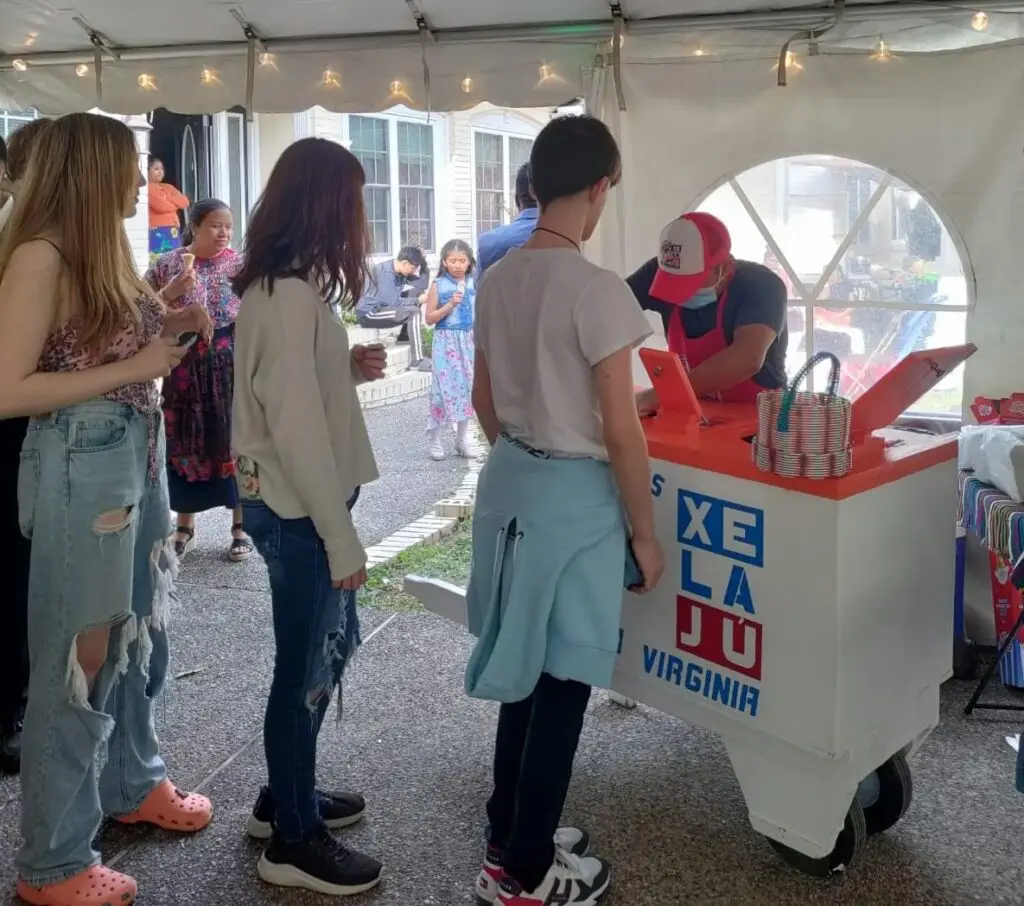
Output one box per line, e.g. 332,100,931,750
1,395,1023,903
2,595,1023,905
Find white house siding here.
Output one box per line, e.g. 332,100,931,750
122,115,152,276
257,113,298,191
447,110,475,245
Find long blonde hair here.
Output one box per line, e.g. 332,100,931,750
0,112,153,350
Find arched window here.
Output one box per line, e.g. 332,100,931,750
699,155,970,416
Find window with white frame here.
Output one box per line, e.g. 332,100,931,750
0,108,38,141
508,136,532,205
397,121,434,252
348,113,437,256
699,154,970,417
474,132,504,238
349,115,392,255
473,130,535,241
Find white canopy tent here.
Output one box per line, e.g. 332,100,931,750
0,1,1023,114
0,0,1020,408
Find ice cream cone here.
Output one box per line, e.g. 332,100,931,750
181,253,195,270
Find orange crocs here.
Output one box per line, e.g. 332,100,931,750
16,865,137,906
114,779,213,832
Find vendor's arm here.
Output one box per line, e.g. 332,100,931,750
686,324,778,396
686,271,787,396
625,257,664,316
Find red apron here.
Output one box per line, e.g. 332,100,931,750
666,285,765,404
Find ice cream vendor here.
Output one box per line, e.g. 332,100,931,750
626,212,789,412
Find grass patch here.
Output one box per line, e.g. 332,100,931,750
360,518,472,612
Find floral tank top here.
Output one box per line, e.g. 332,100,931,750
38,292,166,476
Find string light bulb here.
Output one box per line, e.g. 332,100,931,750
258,52,274,66
871,36,892,60
694,47,706,57
538,64,553,82
972,10,989,30
137,73,157,91
784,51,802,70
200,68,216,85
460,76,473,93
389,79,404,97
320,68,340,89
11,59,27,72
75,63,89,77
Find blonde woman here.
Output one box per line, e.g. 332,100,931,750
0,113,213,906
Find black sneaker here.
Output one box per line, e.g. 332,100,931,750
247,785,365,840
0,722,22,776
257,825,382,896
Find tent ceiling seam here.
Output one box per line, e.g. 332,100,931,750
5,2,1024,68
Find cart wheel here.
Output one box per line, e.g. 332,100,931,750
767,799,867,877
952,637,978,680
858,753,913,835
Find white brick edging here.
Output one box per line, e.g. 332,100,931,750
364,432,486,570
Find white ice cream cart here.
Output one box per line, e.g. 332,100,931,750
405,343,975,876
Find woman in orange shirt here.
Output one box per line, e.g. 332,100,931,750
147,156,189,263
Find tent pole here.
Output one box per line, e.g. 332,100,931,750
4,2,1024,68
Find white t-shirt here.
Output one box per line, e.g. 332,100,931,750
475,247,653,460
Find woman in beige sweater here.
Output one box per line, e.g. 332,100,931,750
231,137,387,898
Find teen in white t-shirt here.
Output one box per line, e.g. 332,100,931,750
467,115,665,906
476,248,652,460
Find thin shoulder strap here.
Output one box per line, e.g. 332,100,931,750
36,237,70,265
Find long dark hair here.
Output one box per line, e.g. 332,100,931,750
436,239,476,280
182,197,230,246
233,138,370,304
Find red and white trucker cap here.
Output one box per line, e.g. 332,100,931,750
650,212,732,305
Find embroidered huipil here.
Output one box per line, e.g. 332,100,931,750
146,247,241,482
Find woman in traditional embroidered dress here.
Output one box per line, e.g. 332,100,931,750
147,198,251,561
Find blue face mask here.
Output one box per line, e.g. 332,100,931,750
683,288,718,310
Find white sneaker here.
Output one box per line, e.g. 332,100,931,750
475,827,590,904
456,441,474,459
496,851,610,906
429,442,446,461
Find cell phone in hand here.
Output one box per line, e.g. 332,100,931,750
624,543,643,590
177,331,199,349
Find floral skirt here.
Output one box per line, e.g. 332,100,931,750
162,323,236,513
428,328,475,431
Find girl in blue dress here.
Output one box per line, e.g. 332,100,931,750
424,239,477,460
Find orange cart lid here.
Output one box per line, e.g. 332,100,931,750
850,343,976,437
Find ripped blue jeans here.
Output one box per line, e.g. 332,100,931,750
244,492,361,843
17,402,173,885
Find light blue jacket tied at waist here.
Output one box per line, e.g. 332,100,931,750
465,435,629,703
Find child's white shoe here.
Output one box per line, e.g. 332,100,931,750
429,441,446,461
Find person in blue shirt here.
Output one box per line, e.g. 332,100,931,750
477,163,539,276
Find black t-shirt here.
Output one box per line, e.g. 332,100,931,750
625,258,789,390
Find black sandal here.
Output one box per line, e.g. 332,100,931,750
229,522,253,562
172,525,196,559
